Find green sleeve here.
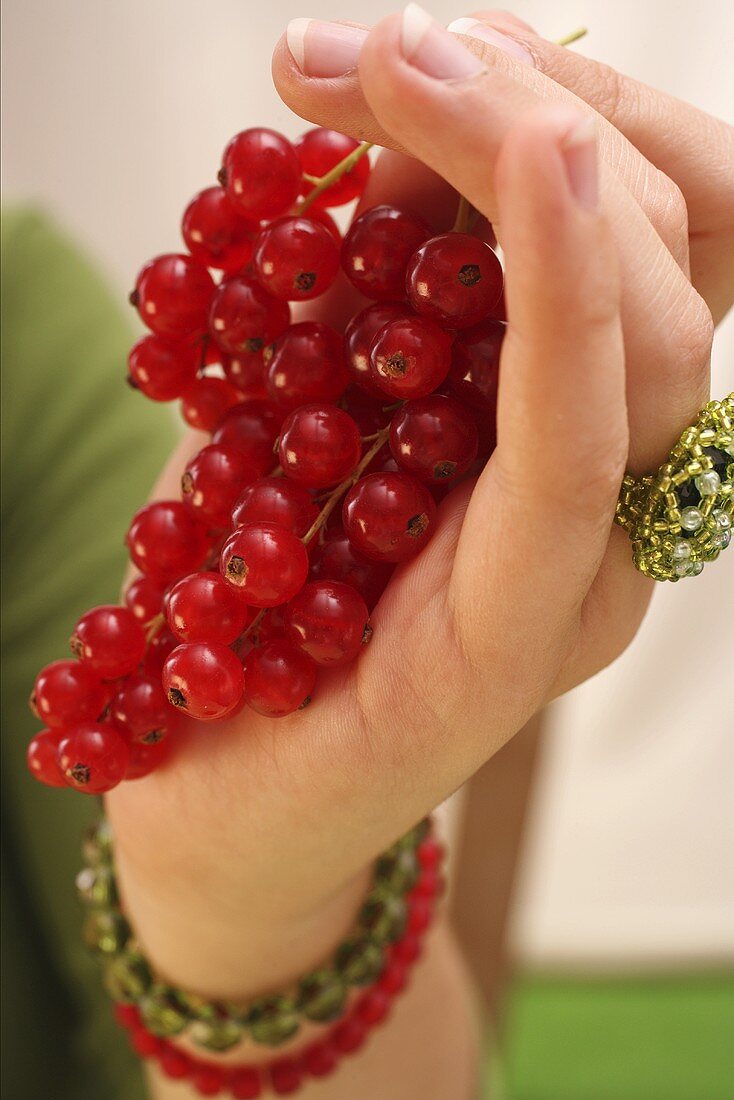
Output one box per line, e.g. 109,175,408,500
1,208,178,1100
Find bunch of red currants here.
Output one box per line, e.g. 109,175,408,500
27,125,505,796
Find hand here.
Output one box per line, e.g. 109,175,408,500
108,10,731,1018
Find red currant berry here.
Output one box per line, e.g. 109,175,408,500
229,1067,263,1099
166,572,252,645
127,336,199,401
141,627,178,677
220,128,301,220
370,316,452,399
181,443,256,528
279,404,362,489
389,394,478,484
256,606,286,646
253,217,340,301
110,675,176,744
126,501,210,581
57,724,130,793
406,234,503,329
209,276,290,357
220,524,308,607
131,254,214,340
162,642,244,721
182,186,256,273
340,386,392,436
243,640,317,716
180,377,241,432
27,729,67,788
341,206,430,300
32,660,107,729
285,581,370,667
212,401,283,477
309,529,393,610
126,734,171,778
231,477,318,537
223,349,267,400
296,128,371,208
70,605,146,679
446,318,504,456
308,207,341,244
344,303,410,398
124,575,167,625
343,472,437,563
265,322,348,410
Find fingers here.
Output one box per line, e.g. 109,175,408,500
449,11,734,320
353,9,710,476
448,104,627,708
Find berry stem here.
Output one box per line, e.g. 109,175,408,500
556,27,588,46
301,425,391,545
452,195,476,235
297,142,374,214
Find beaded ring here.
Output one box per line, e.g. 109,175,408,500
79,818,443,1053
615,393,733,581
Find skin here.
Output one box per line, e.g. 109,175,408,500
105,12,734,1099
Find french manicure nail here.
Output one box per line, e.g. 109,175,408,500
447,17,535,67
561,116,598,210
286,18,368,78
401,3,485,80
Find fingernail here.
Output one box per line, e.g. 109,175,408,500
560,116,598,211
286,18,368,78
447,17,535,67
401,3,486,80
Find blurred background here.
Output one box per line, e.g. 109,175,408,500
2,2,733,1098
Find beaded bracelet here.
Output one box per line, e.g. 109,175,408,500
110,852,441,1098
79,818,443,1053
615,393,733,581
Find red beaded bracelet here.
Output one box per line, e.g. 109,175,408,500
113,838,444,1097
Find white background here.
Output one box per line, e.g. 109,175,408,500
3,0,733,967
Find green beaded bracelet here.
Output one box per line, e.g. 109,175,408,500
78,817,430,1052
615,393,733,581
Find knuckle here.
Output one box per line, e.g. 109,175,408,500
670,292,715,393
650,173,690,249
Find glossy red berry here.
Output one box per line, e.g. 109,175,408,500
308,207,342,244
131,254,215,340
141,627,178,677
223,349,267,400
127,336,199,401
446,318,504,456
344,303,411,398
309,529,393,610
32,660,107,729
243,640,317,716
253,217,340,301
57,724,130,793
341,206,430,300
180,377,241,432
166,572,252,645
406,234,503,329
220,523,309,607
285,581,370,667
295,128,370,208
27,729,67,788
126,501,210,581
220,128,302,220
279,404,362,489
182,186,256,273
265,322,348,409
209,276,290,357
231,477,318,537
370,316,453,399
343,472,437,563
181,443,256,528
124,575,167,625
340,386,392,436
212,400,283,477
162,642,244,720
110,675,177,744
389,394,478,483
70,605,146,679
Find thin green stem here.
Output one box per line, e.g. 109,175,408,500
556,27,588,46
297,141,374,214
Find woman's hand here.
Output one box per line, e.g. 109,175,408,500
107,8,731,1059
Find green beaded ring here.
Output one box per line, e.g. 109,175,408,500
78,817,430,1052
616,393,733,581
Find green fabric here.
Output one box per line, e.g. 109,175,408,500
490,973,734,1100
2,209,733,1100
1,208,177,1100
